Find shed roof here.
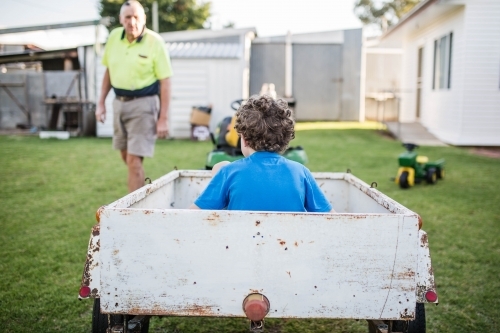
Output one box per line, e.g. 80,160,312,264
160,27,256,43
167,42,241,59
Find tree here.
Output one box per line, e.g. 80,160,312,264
354,0,420,32
99,0,211,32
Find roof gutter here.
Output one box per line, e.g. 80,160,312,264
0,18,110,35
382,0,437,38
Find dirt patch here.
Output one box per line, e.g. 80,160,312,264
376,129,396,140
470,147,500,159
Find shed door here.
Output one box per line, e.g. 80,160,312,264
169,60,209,139
293,44,342,121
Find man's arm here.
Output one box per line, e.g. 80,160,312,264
95,69,112,123
157,77,171,138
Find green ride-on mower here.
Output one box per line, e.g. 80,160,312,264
205,99,309,170
395,143,445,189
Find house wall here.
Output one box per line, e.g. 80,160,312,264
458,0,500,145
400,6,466,144
387,0,500,145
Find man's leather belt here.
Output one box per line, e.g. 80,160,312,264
116,95,143,102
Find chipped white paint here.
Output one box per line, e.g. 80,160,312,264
79,225,101,299
81,171,437,320
416,230,438,303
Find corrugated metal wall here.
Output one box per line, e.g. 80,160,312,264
249,44,286,97
0,72,44,128
250,29,362,121
292,44,342,120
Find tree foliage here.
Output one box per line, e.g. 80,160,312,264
354,0,420,32
99,0,211,32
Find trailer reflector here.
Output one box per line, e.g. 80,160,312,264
425,290,438,302
243,293,270,321
79,286,91,298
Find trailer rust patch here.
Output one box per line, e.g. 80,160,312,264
420,232,428,247
81,225,100,290
205,212,221,225
93,239,100,253
95,206,106,223
126,304,219,316
418,215,423,229
92,224,100,237
396,270,415,279
399,308,415,320
277,239,286,246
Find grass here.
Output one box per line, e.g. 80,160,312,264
0,128,499,333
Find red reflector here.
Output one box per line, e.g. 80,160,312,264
79,286,91,298
242,293,270,321
425,290,437,302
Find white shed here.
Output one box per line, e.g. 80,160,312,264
366,0,500,146
96,28,256,139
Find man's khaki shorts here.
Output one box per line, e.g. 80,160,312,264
112,95,159,158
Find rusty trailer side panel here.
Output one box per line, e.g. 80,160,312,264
99,213,419,319
81,171,437,321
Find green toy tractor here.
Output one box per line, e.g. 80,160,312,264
205,99,308,169
395,143,445,189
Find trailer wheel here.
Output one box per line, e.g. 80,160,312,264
392,303,426,333
92,298,123,333
399,171,410,189
426,168,437,185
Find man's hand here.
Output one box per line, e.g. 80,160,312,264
95,103,106,123
157,118,169,138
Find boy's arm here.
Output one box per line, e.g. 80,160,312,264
190,162,231,210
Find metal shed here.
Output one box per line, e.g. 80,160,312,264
250,29,363,122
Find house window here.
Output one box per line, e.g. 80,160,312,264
433,32,453,89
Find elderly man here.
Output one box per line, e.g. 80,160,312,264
96,0,173,193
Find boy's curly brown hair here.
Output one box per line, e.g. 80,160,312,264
234,95,295,153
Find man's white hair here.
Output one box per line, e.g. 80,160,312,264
120,0,145,16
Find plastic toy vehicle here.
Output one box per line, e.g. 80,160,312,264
205,99,308,169
395,143,445,189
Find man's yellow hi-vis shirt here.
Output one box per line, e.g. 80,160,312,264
102,27,173,97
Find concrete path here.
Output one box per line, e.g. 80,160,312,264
385,122,447,146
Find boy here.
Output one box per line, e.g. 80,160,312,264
190,95,335,212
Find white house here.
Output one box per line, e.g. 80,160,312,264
368,0,500,146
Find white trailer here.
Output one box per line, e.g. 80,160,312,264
79,170,438,333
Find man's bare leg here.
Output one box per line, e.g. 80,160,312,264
120,150,127,164
122,151,144,192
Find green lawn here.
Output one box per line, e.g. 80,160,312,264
0,129,499,333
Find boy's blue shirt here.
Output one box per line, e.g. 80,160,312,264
195,151,332,212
